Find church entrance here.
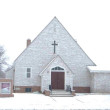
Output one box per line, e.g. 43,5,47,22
51,67,64,89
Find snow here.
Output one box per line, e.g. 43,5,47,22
0,93,110,109
88,66,110,73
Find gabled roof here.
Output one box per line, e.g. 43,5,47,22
14,17,95,66
39,55,74,76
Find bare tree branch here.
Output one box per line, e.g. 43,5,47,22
0,45,10,78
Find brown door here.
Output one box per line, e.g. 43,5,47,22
51,72,64,89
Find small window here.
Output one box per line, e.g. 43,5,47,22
27,73,30,78
27,68,31,72
27,68,31,78
25,88,31,92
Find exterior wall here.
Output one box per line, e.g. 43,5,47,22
14,67,41,87
13,18,95,91
90,73,94,92
90,73,110,93
14,86,41,93
41,56,74,92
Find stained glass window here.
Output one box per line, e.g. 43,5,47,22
52,66,64,70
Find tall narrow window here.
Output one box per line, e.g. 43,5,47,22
27,68,31,78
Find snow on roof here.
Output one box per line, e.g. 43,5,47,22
87,66,110,73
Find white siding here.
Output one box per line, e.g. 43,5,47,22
91,73,110,93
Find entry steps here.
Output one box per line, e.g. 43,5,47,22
50,90,73,97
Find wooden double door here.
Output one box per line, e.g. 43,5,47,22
51,72,64,89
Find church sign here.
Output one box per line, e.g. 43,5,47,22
0,79,14,97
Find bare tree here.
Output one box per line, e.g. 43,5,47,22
0,45,9,78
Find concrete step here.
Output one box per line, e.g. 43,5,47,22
50,94,73,97
51,92,71,95
50,90,73,97
52,90,68,92
52,90,70,92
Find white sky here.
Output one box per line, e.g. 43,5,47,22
0,0,110,66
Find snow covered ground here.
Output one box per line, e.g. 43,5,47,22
0,93,110,109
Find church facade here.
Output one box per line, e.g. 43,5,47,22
6,17,110,93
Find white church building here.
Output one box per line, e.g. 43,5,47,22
6,17,110,93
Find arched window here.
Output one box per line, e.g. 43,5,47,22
51,66,64,71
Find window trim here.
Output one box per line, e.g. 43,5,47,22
51,66,64,72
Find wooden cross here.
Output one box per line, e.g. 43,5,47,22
52,41,58,54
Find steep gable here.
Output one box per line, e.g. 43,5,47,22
14,17,95,77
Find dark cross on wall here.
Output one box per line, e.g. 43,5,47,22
52,41,58,54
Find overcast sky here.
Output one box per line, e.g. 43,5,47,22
0,0,110,66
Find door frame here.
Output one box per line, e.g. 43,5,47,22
51,69,65,90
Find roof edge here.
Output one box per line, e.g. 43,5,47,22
87,66,110,73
